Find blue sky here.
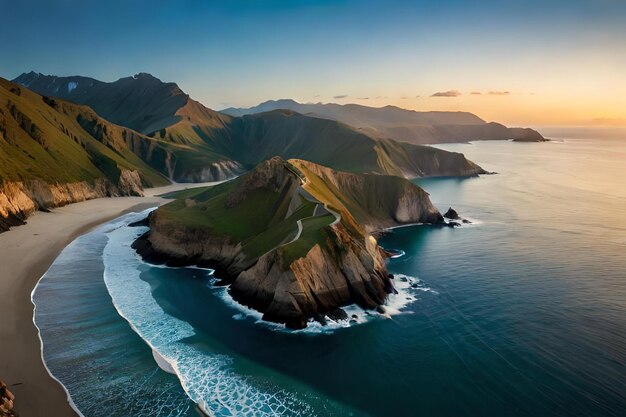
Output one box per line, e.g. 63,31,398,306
2,0,625,124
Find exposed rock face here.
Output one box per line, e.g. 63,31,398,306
135,157,445,328
136,212,244,275
0,380,16,417
177,160,245,182
232,224,390,328
0,170,143,232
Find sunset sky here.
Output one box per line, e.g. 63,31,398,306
2,0,625,126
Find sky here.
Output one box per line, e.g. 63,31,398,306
2,0,625,126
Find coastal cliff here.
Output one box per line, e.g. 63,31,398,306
134,157,444,328
0,171,143,232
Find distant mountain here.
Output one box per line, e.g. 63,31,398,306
222,99,545,144
13,71,195,135
0,77,169,231
14,72,486,180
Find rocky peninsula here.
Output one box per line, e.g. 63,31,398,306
134,157,446,328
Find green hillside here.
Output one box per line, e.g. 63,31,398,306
15,72,487,181
0,78,168,187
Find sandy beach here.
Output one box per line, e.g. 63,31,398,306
0,182,216,417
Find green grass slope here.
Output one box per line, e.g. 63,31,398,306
0,77,168,187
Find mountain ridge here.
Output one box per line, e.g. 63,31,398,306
13,72,487,180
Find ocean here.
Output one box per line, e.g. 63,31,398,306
32,136,626,416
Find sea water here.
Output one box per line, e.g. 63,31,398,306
33,136,626,416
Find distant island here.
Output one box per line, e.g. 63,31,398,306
133,157,449,328
222,99,547,144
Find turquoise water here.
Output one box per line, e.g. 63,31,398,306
34,137,626,416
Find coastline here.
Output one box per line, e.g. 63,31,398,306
0,181,218,417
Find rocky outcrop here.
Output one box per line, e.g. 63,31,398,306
0,170,143,232
0,380,16,417
512,131,550,142
443,207,459,220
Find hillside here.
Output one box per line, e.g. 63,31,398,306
13,71,194,135
222,99,546,144
14,72,487,180
0,77,171,231
133,157,444,328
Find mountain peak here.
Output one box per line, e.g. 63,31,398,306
132,72,159,81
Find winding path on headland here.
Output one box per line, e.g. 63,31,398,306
275,179,342,252
0,180,220,417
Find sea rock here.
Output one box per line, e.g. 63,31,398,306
327,307,348,321
443,207,460,220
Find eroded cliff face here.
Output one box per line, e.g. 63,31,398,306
140,210,245,274
0,169,143,232
175,160,245,182
232,224,391,328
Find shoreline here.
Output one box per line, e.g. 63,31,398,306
0,181,218,417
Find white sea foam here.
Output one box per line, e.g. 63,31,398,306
102,212,318,417
389,249,406,258
212,270,436,334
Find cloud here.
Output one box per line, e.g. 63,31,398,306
401,96,408,99
415,95,420,98
333,94,348,99
488,91,511,95
357,97,369,100
431,90,461,97
470,91,482,95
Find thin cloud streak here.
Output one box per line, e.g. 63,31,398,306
431,90,461,97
